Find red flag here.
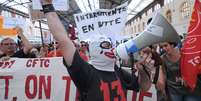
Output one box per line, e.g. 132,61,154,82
68,25,77,40
180,0,201,90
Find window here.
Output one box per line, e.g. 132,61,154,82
181,2,191,18
134,26,136,33
131,27,134,34
142,22,145,30
166,10,172,23
145,11,148,16
138,24,140,32
164,0,173,5
147,9,152,15
154,4,161,10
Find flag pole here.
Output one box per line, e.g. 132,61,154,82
39,20,44,47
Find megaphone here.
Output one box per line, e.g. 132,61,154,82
116,12,181,60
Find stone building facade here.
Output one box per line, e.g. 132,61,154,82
123,0,195,38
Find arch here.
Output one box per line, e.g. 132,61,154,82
166,9,172,23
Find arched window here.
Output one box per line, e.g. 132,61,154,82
181,2,191,18
142,22,145,30
164,0,173,5
134,26,136,33
138,24,140,32
147,9,152,15
154,4,161,10
166,10,172,23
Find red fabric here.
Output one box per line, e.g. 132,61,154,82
79,51,89,62
68,25,76,40
180,0,201,90
47,50,63,57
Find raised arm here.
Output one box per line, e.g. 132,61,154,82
15,27,33,54
40,0,76,66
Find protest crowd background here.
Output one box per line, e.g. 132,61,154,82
0,0,201,101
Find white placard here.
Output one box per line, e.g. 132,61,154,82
32,0,69,11
74,2,128,41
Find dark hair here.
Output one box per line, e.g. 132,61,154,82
179,35,183,40
151,51,163,66
168,42,177,47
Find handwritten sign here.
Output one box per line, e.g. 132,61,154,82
74,2,128,41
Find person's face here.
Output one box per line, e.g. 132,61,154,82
80,42,88,52
1,38,17,55
160,42,174,54
140,47,152,57
31,48,39,56
89,40,115,60
53,42,60,49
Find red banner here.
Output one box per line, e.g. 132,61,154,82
180,0,201,90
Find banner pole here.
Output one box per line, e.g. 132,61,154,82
39,20,44,47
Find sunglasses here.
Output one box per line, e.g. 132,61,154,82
100,41,112,49
81,44,87,47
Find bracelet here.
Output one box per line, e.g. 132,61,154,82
42,4,55,14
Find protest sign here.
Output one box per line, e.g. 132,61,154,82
74,2,127,41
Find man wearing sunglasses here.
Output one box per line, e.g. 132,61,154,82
40,0,151,100
79,41,89,61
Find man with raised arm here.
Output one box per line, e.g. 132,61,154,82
40,0,152,100
0,27,34,58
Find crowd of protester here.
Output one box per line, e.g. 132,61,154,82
0,0,201,101
1,21,201,101
0,26,201,101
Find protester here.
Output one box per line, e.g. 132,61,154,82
47,42,63,57
30,47,40,58
79,41,89,61
159,42,201,101
40,0,152,100
0,26,34,58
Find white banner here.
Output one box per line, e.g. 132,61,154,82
0,58,156,101
32,0,69,11
74,2,128,41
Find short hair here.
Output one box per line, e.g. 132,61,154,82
179,35,183,40
1,37,16,44
168,42,177,47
